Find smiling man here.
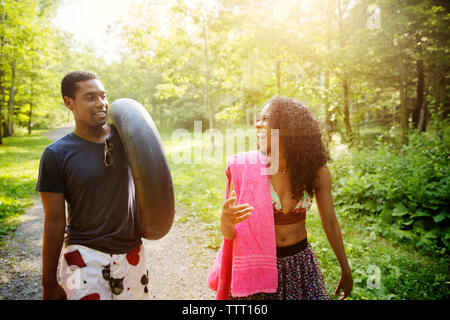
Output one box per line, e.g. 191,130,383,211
36,71,149,300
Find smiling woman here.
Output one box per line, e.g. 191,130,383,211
210,96,352,301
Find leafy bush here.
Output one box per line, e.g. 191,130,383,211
309,211,449,300
329,131,450,254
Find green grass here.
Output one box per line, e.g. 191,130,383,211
0,130,52,244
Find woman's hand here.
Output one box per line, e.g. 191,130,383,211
222,191,254,225
220,191,254,239
334,270,353,300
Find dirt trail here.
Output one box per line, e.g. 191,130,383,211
0,127,217,300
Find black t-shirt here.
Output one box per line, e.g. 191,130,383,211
36,126,142,254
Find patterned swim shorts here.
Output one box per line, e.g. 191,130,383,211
60,244,150,300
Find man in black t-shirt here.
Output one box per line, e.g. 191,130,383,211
36,71,149,300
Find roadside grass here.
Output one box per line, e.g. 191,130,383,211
0,130,51,245
161,129,449,300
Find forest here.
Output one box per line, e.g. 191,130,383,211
0,0,449,299
1,0,448,139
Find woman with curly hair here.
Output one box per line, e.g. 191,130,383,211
216,96,353,300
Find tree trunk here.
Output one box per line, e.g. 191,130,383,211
342,78,352,142
412,37,425,132
0,3,4,144
323,5,333,144
159,103,162,129
28,81,33,135
323,69,333,144
398,51,408,145
6,60,17,137
337,0,352,144
202,23,213,129
243,59,249,126
0,105,2,143
0,38,4,144
438,74,446,122
395,36,409,145
417,103,429,133
412,57,425,132
0,68,3,145
276,60,281,95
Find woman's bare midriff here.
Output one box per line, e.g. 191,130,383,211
275,220,307,247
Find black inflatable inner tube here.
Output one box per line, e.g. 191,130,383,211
107,98,175,240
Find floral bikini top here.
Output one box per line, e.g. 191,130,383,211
270,182,313,225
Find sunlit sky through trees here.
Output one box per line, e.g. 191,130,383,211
53,0,231,63
53,0,137,63
53,0,330,64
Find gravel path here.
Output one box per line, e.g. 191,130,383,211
0,126,217,300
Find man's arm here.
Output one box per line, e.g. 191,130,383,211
40,192,67,300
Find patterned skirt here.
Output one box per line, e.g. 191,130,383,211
229,238,329,300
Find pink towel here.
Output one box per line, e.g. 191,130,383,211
208,151,278,299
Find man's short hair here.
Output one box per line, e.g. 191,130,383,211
61,71,99,99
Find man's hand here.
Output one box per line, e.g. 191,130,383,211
43,283,67,300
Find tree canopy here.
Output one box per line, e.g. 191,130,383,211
0,0,448,145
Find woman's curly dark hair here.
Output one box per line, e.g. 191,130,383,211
265,96,330,200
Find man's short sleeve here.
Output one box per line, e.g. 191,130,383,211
36,148,65,193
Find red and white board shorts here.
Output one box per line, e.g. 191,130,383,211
60,244,150,300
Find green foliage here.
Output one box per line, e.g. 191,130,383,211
329,130,450,254
308,209,449,300
0,0,71,137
